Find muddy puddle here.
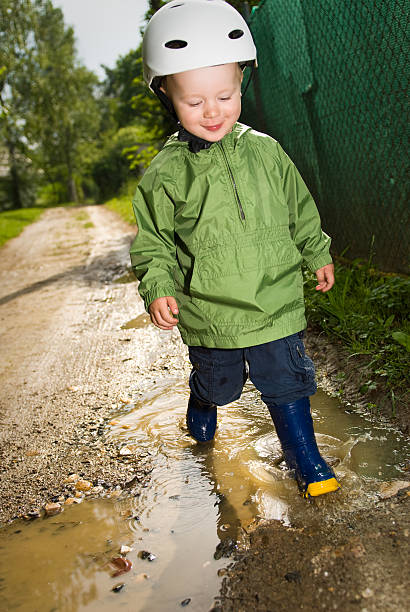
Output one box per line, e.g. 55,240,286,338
1,382,408,611
121,313,151,330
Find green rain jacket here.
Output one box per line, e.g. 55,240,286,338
130,122,332,348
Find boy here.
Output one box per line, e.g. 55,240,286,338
130,0,340,498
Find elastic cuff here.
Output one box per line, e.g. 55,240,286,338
142,284,176,312
306,252,333,273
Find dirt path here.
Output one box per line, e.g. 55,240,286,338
0,204,180,524
0,205,408,611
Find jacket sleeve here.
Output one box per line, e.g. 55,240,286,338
277,143,332,272
129,167,177,312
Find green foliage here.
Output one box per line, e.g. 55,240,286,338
0,153,37,210
391,332,410,353
91,126,146,201
37,181,70,206
304,258,410,393
102,44,174,143
1,0,100,205
105,197,135,226
104,179,139,225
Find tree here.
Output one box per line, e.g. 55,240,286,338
0,0,38,208
0,0,100,206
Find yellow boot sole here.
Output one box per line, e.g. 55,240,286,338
304,477,341,498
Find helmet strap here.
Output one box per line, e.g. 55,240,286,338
241,62,255,98
151,78,179,122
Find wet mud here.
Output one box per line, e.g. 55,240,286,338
0,205,408,611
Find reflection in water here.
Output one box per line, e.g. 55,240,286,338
1,378,408,611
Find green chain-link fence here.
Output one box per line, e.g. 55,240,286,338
241,0,409,273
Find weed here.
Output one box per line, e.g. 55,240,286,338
304,256,410,395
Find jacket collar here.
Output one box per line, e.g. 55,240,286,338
165,122,251,153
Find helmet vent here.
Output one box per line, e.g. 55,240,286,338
165,39,188,49
228,29,244,40
169,3,184,7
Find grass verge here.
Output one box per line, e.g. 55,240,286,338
0,207,46,248
105,196,136,226
0,202,82,248
304,256,410,404
104,180,137,226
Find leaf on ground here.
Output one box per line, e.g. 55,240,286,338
391,331,410,352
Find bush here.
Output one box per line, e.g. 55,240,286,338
91,126,144,201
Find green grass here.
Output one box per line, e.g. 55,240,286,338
0,207,46,248
0,201,90,248
304,257,410,397
105,195,136,226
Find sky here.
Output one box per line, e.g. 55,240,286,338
53,0,150,78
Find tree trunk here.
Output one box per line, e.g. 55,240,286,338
8,141,23,209
67,175,78,203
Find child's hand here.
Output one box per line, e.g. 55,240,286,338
315,263,335,292
149,296,179,330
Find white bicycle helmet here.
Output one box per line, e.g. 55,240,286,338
143,0,257,90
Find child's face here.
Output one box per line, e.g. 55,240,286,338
161,63,243,142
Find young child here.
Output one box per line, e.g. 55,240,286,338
130,0,340,498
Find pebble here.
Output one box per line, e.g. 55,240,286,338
91,486,104,495
138,550,157,562
27,509,41,519
120,545,133,554
112,583,125,593
181,598,191,607
119,446,133,456
44,502,63,517
110,557,132,577
75,479,93,491
64,498,76,505
64,473,80,484
361,588,374,599
284,571,301,583
75,491,83,498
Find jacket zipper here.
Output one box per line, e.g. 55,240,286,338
218,142,245,221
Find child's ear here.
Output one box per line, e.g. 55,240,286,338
159,77,167,95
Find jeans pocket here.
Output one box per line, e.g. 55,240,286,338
285,334,316,383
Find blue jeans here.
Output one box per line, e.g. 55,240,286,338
188,331,317,408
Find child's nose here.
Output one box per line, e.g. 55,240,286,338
203,100,219,117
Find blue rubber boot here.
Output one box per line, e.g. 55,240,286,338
267,397,340,498
186,394,217,442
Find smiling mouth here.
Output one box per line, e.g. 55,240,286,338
203,123,223,131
